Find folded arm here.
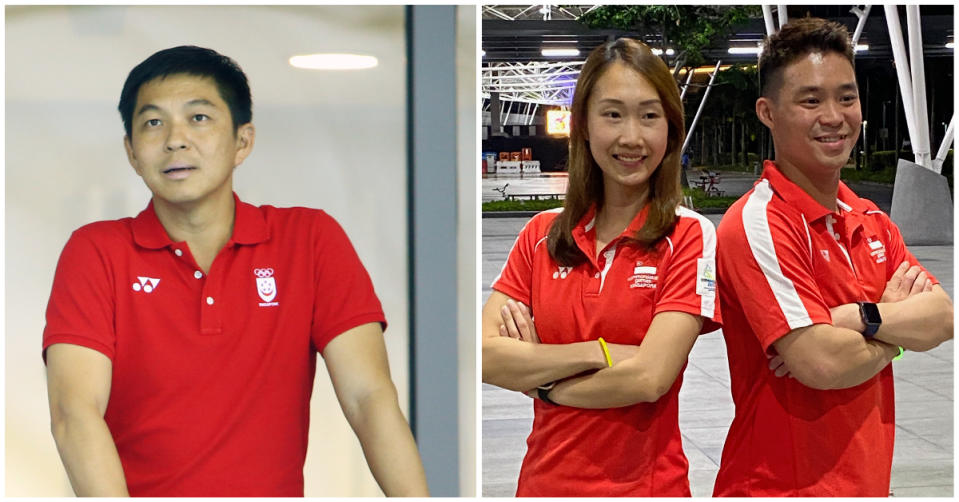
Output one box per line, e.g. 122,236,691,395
323,322,429,497
481,291,637,392
546,311,702,408
772,323,900,390
46,343,129,496
830,262,952,352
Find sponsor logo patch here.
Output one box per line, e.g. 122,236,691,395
696,258,716,298
132,276,160,293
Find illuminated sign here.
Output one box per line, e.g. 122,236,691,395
547,109,571,136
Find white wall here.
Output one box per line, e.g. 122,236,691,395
5,5,419,496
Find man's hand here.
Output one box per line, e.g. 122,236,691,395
881,261,932,303
767,352,792,378
498,299,539,343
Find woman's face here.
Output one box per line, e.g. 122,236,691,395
585,61,669,199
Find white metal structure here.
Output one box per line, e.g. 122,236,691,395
482,60,585,106
482,4,600,21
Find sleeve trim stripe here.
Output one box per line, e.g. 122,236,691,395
676,206,716,319
741,180,813,330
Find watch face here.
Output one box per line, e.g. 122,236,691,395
861,302,882,323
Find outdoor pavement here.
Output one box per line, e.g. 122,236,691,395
481,199,953,497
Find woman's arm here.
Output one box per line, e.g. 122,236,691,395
543,311,703,408
481,291,638,392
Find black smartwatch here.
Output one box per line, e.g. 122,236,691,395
537,382,558,406
856,301,882,337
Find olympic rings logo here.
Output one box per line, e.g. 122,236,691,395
253,268,274,278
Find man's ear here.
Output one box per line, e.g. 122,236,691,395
755,97,776,130
233,123,256,167
123,135,142,175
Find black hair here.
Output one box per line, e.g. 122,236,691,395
759,18,855,98
118,45,252,137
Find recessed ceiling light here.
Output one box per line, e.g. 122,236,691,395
728,47,762,55
289,54,378,70
946,42,954,49
651,48,675,56
854,44,869,52
542,48,580,57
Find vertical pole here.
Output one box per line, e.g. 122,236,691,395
933,115,955,174
776,5,788,28
762,5,776,36
906,5,931,168
682,60,722,155
884,5,920,163
406,5,459,496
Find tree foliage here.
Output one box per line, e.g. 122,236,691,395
579,5,761,68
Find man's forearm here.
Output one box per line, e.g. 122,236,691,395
876,289,954,351
51,412,128,496
343,385,428,496
481,337,609,392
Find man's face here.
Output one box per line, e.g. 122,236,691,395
757,51,861,178
124,74,254,209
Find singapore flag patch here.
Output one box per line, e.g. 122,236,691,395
254,268,279,307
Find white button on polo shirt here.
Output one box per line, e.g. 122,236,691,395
194,271,203,279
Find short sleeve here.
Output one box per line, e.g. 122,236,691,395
719,198,832,352
490,211,553,305
311,213,387,354
655,210,721,332
43,231,117,362
879,212,940,285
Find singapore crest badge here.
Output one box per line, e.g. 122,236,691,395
254,268,279,306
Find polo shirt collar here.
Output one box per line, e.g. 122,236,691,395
760,160,867,222
572,203,650,260
132,192,270,250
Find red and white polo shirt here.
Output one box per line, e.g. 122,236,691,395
493,203,720,496
713,160,937,496
43,193,386,496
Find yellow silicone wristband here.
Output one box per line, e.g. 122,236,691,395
598,337,613,367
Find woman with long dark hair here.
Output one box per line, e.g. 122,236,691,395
482,38,720,496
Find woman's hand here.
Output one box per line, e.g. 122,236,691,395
499,298,539,344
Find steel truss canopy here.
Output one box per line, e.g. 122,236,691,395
483,5,599,22
482,60,584,106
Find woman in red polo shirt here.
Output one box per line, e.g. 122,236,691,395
481,38,720,496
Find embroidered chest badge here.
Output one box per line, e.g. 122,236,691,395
866,237,886,264
254,268,279,306
628,261,658,289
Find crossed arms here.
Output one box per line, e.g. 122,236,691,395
481,290,704,409
768,261,952,390
46,322,428,496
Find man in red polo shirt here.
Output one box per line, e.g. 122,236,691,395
713,19,953,496
42,46,428,496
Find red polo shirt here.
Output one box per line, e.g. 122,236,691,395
713,161,937,496
43,194,386,496
493,204,720,496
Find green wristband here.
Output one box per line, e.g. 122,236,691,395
893,346,904,361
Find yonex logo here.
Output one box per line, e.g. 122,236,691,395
132,276,160,293
552,266,572,279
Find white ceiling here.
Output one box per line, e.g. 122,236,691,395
6,5,406,106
